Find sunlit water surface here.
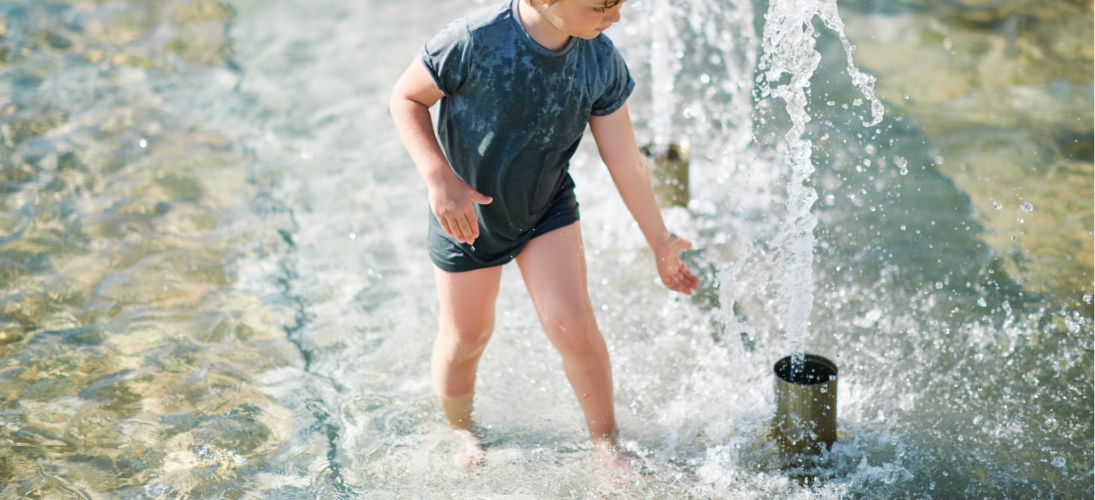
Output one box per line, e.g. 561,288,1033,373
0,0,1090,498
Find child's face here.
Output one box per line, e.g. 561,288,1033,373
538,0,625,40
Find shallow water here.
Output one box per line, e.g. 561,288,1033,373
0,0,1091,498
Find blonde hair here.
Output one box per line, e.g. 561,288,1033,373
525,0,623,8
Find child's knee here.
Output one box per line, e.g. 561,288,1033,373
442,320,493,354
540,301,597,343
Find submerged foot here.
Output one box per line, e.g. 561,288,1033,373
452,429,485,470
594,443,645,486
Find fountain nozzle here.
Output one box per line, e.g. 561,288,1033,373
640,143,690,208
773,354,838,455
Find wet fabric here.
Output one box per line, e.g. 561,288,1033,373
420,0,634,272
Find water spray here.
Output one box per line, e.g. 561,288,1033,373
759,0,882,456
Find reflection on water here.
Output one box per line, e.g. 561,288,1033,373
0,0,1090,498
0,1,317,497
842,0,1094,305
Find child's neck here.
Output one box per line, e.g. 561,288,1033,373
517,1,571,51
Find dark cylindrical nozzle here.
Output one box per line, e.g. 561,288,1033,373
640,143,689,208
773,354,838,455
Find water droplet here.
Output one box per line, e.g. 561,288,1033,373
1020,201,1033,214
700,73,710,84
993,201,1002,210
139,139,147,148
301,149,312,160
1084,293,1092,304
348,232,356,240
900,225,906,231
826,100,835,106
935,282,943,290
977,297,987,307
852,98,863,106
865,144,875,154
1002,301,1012,316
1017,217,1024,224
1051,456,1066,468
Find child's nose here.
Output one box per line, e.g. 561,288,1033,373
605,7,622,23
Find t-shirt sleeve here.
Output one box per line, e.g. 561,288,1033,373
420,21,473,96
590,44,635,116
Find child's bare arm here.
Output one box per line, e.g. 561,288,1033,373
589,104,699,295
390,59,491,244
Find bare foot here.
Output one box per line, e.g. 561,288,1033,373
594,443,645,486
452,429,485,470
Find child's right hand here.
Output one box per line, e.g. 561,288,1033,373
428,177,492,244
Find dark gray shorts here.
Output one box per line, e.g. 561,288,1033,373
427,179,580,273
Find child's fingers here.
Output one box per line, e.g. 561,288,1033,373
438,217,456,241
462,212,479,241
674,250,700,292
678,272,698,294
466,212,480,241
681,266,699,289
667,265,699,295
662,273,685,294
454,213,475,243
670,279,691,295
469,190,493,205
443,215,467,243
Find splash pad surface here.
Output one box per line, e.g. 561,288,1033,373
0,0,1090,497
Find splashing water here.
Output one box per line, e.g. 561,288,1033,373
894,156,909,175
648,0,682,149
758,0,883,374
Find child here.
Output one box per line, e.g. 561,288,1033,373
389,0,699,472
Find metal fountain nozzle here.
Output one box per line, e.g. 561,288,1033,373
640,142,690,208
773,353,838,456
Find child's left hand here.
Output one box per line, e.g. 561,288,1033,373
654,234,700,295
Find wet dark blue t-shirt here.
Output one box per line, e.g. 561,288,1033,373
420,0,634,271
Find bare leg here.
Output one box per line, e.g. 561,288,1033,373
516,224,642,483
515,223,617,443
432,265,502,467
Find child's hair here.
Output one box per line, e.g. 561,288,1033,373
526,0,624,8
